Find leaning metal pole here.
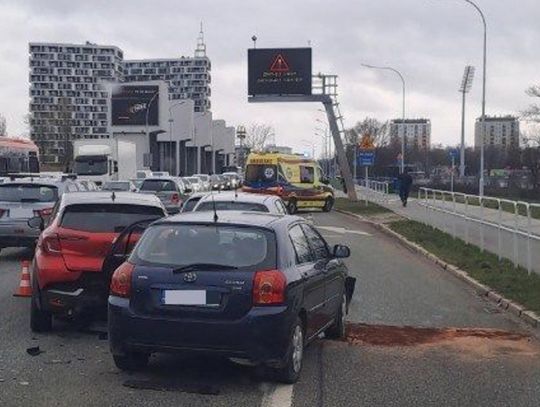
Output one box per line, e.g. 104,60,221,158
323,95,358,200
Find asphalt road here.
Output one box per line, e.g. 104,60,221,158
0,211,539,406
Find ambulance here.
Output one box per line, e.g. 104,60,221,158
242,152,334,214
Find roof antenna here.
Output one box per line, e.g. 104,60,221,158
211,191,218,222
111,191,116,202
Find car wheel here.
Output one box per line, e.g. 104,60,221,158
287,198,298,214
322,196,334,212
30,289,52,333
273,317,304,384
325,293,347,339
113,352,150,371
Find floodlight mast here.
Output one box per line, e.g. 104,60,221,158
459,65,475,178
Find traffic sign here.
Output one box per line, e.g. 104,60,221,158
449,149,459,160
359,134,375,150
357,150,375,166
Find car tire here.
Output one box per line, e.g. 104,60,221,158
113,352,150,371
322,196,334,212
325,293,347,339
273,317,304,384
30,289,52,333
287,198,298,214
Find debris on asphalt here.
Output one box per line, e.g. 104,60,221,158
26,346,44,356
19,381,29,386
123,379,220,395
343,322,529,347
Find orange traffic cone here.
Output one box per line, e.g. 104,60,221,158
13,260,32,297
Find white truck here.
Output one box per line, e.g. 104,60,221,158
72,139,138,185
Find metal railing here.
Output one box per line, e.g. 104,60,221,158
418,187,537,275
357,180,390,204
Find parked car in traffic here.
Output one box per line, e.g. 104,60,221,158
78,180,99,192
138,177,185,214
209,174,227,191
180,192,207,213
102,180,137,192
222,172,242,189
29,191,166,332
108,211,353,383
192,174,211,191
0,176,82,252
193,191,289,214
182,176,203,193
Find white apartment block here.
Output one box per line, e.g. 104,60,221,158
389,119,431,149
29,42,123,164
474,116,520,149
29,35,212,165
123,57,211,113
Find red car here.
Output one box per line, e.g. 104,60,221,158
28,191,166,332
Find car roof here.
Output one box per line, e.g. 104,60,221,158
158,210,301,229
141,176,177,182
197,191,277,204
186,192,208,199
61,191,163,207
1,178,66,188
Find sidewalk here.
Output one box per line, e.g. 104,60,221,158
351,186,540,276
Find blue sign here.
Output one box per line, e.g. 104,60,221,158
449,149,459,160
357,151,375,166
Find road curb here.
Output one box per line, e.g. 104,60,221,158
335,209,540,331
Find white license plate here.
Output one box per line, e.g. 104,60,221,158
162,290,207,305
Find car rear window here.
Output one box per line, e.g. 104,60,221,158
132,224,276,270
103,182,130,191
60,204,164,233
140,179,176,192
182,197,202,212
245,164,277,183
195,201,269,212
0,184,58,202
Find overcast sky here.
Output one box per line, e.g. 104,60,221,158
1,0,539,156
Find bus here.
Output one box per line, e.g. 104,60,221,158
0,137,40,175
242,152,334,213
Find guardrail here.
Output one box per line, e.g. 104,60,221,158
418,187,537,275
357,180,390,204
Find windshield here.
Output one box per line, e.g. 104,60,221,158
60,204,164,233
132,224,276,270
73,155,108,176
0,184,58,202
245,164,277,183
140,179,176,192
195,201,269,212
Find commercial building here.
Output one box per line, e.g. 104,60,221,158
389,118,431,149
28,30,230,171
29,42,123,164
474,115,520,149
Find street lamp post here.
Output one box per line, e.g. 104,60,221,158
145,91,160,170
361,64,406,173
459,65,475,178
168,101,187,175
463,0,487,196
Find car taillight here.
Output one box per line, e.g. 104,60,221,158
171,193,180,204
253,269,286,305
41,233,61,255
34,207,53,217
110,262,134,298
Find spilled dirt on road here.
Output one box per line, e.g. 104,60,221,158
343,323,539,359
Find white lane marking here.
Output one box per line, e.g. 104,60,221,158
261,383,294,407
317,226,371,236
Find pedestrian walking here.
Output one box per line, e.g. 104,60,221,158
398,168,413,207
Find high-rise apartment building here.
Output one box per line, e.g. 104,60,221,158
29,42,123,164
389,118,431,149
474,115,520,149
28,31,211,164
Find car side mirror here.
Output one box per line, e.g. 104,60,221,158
333,244,350,258
28,216,44,231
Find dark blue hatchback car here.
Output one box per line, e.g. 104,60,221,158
107,211,353,383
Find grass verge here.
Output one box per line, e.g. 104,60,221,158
334,197,391,216
388,219,540,314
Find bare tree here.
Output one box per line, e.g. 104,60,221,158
245,123,275,151
346,117,390,147
522,85,540,122
0,113,7,137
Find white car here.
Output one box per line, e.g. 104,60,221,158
192,174,211,191
192,191,289,215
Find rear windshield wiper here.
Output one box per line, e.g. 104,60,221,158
173,263,239,273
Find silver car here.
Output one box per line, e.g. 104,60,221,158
138,177,186,215
192,191,289,214
0,177,79,252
